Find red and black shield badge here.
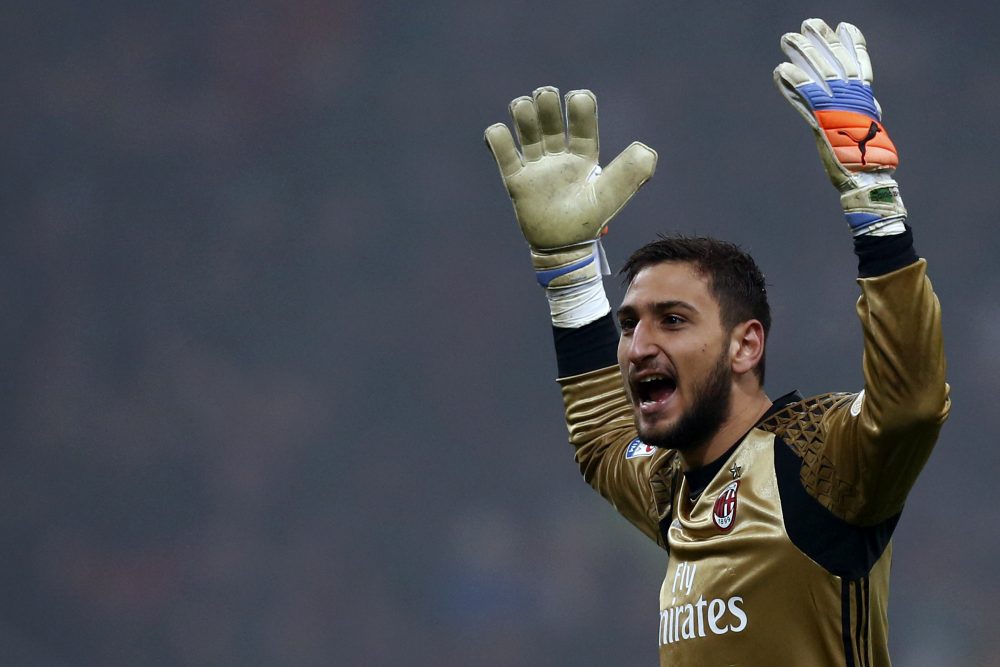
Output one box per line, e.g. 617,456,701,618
713,480,740,531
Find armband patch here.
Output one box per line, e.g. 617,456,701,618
625,438,657,459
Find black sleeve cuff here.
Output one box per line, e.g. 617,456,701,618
553,313,619,378
854,225,919,278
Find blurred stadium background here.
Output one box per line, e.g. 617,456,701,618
3,0,998,664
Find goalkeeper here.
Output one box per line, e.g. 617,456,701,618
484,19,949,666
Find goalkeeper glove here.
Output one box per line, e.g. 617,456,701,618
774,19,907,236
484,86,657,327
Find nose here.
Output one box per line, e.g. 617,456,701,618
626,319,660,365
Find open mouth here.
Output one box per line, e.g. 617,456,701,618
634,374,677,411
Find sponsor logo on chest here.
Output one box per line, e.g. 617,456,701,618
659,561,747,647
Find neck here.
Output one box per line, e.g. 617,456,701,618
679,385,772,471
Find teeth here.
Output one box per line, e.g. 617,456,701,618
639,375,668,383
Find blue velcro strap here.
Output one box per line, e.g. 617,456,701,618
796,80,880,121
535,253,595,287
845,212,884,230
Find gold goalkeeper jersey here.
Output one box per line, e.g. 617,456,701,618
558,260,949,666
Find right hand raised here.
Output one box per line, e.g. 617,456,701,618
484,86,657,252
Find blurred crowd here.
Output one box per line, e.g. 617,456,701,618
3,1,998,665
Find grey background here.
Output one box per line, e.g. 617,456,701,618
4,0,998,665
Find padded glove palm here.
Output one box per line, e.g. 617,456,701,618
485,87,657,292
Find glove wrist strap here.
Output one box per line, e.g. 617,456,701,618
532,242,611,328
841,176,907,237
546,279,611,328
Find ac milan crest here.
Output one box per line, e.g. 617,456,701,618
712,480,740,531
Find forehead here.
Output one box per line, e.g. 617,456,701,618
621,261,717,310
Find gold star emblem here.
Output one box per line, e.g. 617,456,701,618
729,462,743,479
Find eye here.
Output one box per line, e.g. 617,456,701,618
662,314,686,327
619,317,637,333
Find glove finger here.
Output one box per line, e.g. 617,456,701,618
780,32,837,93
509,95,544,161
484,123,524,179
596,142,657,219
566,89,599,161
837,23,873,84
773,61,814,88
801,18,852,80
773,63,821,129
533,86,566,155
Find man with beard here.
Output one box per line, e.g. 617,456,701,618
483,19,950,666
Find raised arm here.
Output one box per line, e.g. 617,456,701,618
772,19,950,525
485,88,677,545
484,87,656,326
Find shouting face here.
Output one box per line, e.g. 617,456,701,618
617,261,734,453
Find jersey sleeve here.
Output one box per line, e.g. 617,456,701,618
803,251,950,526
555,318,679,548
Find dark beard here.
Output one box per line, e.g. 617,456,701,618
638,347,732,453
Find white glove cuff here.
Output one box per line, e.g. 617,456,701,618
853,219,906,237
532,241,612,327
546,278,611,328
841,175,907,236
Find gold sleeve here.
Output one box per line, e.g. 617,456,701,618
793,259,950,525
559,366,679,547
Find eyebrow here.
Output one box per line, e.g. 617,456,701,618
617,300,698,319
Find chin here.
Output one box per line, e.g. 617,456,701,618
636,417,680,447
635,398,725,455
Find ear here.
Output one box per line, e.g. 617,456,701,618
729,320,765,378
